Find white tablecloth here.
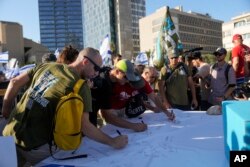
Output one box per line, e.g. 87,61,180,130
37,109,229,167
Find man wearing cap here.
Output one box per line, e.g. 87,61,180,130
91,59,174,132
232,34,250,85
208,47,236,105
158,50,198,110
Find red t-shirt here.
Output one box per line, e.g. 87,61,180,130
111,79,153,109
232,44,250,78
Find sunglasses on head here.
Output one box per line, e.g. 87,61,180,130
84,56,101,72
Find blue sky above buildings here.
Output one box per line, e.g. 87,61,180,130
0,0,249,43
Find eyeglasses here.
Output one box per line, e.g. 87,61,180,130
84,56,101,72
215,54,223,57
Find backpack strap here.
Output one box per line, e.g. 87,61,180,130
224,64,231,84
211,63,231,84
49,79,87,160
74,79,85,94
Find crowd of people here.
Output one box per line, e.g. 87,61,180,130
0,34,250,166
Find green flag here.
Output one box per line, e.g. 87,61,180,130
153,6,183,69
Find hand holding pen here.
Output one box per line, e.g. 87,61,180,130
113,130,128,149
166,109,175,121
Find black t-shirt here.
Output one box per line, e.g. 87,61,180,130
91,67,113,110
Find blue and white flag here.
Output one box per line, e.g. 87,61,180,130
54,48,60,59
19,64,36,74
135,52,148,66
4,58,19,80
100,34,112,67
0,51,9,63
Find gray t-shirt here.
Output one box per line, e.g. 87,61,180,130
208,63,236,105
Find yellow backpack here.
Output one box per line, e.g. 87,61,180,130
53,79,84,150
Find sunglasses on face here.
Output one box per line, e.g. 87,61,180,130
84,56,101,72
215,54,223,57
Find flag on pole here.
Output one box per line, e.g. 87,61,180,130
100,34,112,67
0,51,9,63
148,49,155,67
153,6,183,70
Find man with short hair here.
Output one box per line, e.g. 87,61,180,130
158,50,198,110
2,47,128,166
232,34,250,85
208,47,236,105
192,52,211,110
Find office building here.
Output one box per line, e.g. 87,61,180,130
0,21,48,65
83,0,145,59
139,6,223,54
223,12,250,51
38,0,84,51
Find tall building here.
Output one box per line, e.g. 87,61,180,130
139,6,223,54
130,0,146,56
83,0,145,59
223,12,250,51
38,0,84,52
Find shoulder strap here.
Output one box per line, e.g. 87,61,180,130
210,63,217,74
74,79,85,94
166,62,185,81
224,64,231,84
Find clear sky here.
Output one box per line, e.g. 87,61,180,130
0,0,249,43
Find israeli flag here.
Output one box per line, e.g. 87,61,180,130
100,34,112,67
4,58,19,80
54,48,60,59
19,64,36,74
135,52,148,66
0,51,9,63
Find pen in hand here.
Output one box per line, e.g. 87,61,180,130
116,130,122,136
139,117,144,124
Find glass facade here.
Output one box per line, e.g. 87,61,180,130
83,0,145,56
83,0,116,50
38,0,83,51
131,0,146,56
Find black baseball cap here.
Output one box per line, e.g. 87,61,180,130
193,51,202,59
213,47,227,55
